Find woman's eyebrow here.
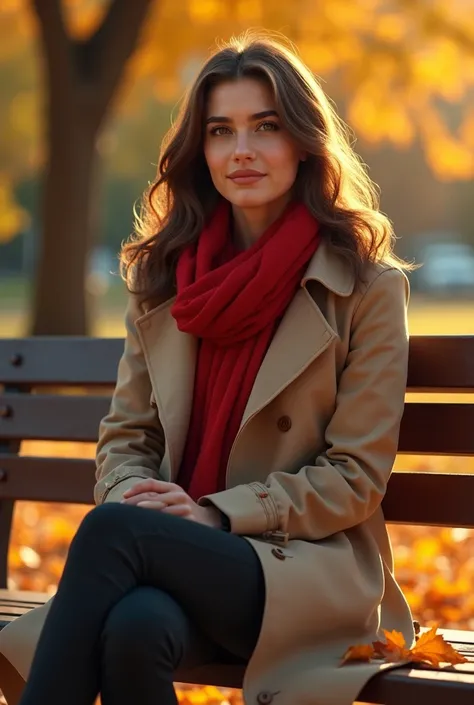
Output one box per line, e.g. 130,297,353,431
205,109,278,125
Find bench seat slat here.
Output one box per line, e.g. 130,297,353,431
359,665,474,705
0,592,471,703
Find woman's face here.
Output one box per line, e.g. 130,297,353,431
203,77,305,212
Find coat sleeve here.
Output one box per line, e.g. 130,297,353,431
198,268,409,540
94,295,165,505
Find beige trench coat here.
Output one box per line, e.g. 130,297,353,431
0,242,414,705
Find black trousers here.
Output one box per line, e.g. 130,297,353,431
18,503,266,705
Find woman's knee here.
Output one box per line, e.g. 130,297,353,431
101,586,190,670
80,502,134,534
74,502,176,544
71,502,164,554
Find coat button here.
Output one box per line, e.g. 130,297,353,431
271,547,286,561
257,692,274,705
277,415,292,432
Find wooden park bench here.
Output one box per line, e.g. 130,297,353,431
0,334,473,704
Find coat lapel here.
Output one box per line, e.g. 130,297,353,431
240,242,355,427
135,299,197,477
240,287,335,426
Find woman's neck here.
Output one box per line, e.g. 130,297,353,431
231,196,292,250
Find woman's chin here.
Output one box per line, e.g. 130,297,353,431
226,192,274,210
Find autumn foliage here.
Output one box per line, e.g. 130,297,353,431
342,626,468,667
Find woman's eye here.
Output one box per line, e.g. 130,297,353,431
210,126,231,136
209,122,279,136
257,121,279,132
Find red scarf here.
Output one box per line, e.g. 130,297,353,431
171,200,320,500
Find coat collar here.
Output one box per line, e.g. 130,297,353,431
302,240,355,298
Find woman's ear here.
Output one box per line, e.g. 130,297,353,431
300,152,308,162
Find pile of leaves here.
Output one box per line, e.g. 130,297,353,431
342,626,468,667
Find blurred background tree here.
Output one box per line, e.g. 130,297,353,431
1,0,474,334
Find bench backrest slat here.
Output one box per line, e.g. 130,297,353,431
407,336,474,391
0,338,123,386
0,456,95,504
399,403,474,455
0,456,472,528
0,395,111,442
383,472,474,528
1,395,474,455
2,336,474,390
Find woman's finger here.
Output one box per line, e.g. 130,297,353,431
154,490,189,506
121,492,163,505
136,501,166,510
122,479,178,498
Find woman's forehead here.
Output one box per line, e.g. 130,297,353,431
205,78,275,118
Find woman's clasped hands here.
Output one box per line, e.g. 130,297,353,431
121,479,222,529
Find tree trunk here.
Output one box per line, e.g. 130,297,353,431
30,0,153,335
32,102,99,335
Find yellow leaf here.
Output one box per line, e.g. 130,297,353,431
374,13,406,43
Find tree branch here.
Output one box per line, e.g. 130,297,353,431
86,0,154,123
30,0,73,97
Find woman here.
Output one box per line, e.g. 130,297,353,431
1,31,414,705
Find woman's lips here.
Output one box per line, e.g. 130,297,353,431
229,174,266,185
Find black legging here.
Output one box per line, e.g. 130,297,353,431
18,502,265,705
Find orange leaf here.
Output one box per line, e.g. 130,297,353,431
410,626,469,667
382,629,407,649
341,644,375,665
378,630,411,662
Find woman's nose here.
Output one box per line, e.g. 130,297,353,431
232,132,255,160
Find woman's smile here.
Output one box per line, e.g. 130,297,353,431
227,168,267,185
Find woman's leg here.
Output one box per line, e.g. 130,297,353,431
19,503,265,705
100,586,220,705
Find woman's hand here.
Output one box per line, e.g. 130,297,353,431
120,479,223,529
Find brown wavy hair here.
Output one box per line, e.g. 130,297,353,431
121,30,409,305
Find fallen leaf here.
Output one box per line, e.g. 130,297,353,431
341,644,375,665
372,639,408,661
375,629,411,661
410,626,469,667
